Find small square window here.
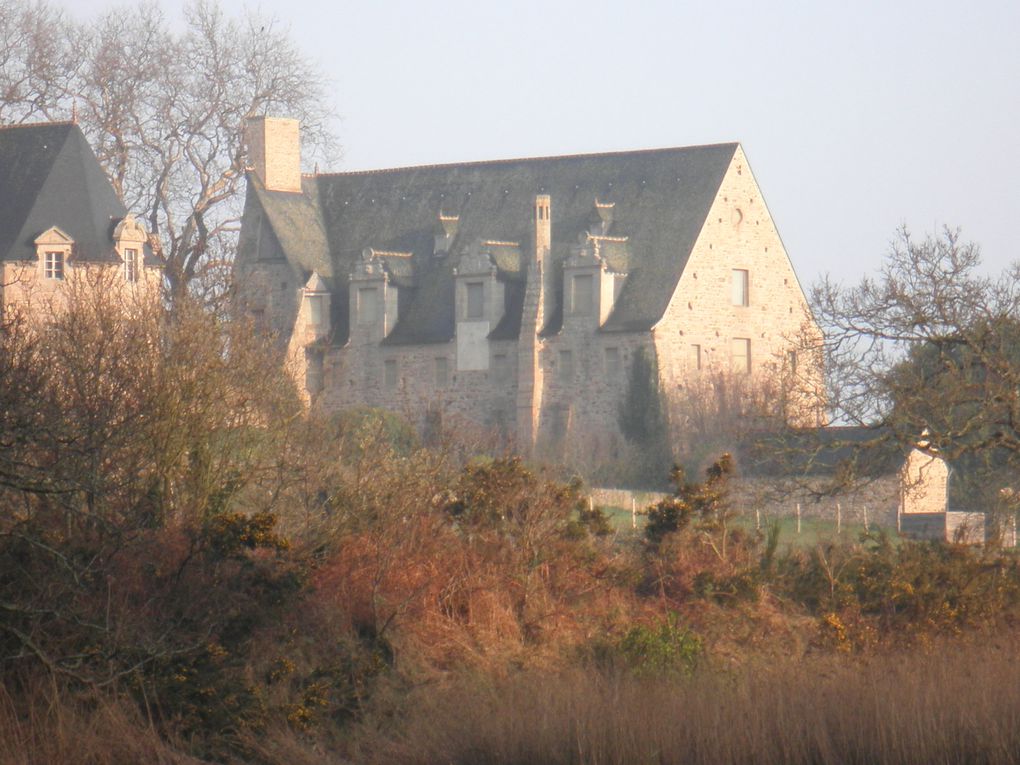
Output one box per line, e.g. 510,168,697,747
732,269,749,306
466,282,484,320
492,352,508,380
434,357,449,387
44,251,64,280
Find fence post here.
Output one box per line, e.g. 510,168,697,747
836,502,842,535
797,503,801,535
631,497,636,530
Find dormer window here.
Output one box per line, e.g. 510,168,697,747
44,251,64,280
113,215,148,283
123,248,138,283
570,273,594,316
35,227,73,281
466,282,484,319
357,286,379,325
308,294,325,326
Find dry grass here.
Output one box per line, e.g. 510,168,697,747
0,681,203,765
372,639,1020,765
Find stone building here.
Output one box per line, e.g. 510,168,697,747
898,443,1016,545
0,122,160,318
235,117,823,457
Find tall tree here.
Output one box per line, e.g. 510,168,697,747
810,227,1020,514
0,0,338,300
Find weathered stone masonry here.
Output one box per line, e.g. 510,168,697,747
234,118,823,455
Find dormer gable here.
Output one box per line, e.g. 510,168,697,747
453,239,510,326
113,214,148,283
34,227,74,280
349,248,408,339
434,212,460,256
34,226,74,250
299,270,331,344
587,199,615,236
562,231,630,326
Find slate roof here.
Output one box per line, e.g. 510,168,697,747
248,143,739,346
740,426,905,479
0,122,129,263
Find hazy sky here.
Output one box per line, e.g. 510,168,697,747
68,0,1018,288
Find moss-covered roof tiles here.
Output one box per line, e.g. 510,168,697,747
254,142,738,344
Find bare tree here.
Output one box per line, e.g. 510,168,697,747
1,0,339,300
810,226,1020,509
0,0,76,123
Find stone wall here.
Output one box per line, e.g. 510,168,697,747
235,146,823,463
653,145,824,428
2,260,161,319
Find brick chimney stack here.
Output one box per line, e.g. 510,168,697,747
246,116,302,193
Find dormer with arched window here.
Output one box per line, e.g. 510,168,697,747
113,214,148,284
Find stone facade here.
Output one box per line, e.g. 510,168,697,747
235,119,824,457
900,447,950,516
653,146,824,424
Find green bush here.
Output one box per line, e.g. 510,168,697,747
615,612,702,677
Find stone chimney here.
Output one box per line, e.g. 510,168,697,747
534,194,553,327
516,194,553,455
246,116,302,193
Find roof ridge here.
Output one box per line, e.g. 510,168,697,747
318,142,740,178
0,120,75,132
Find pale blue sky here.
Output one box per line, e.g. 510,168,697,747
69,0,1018,287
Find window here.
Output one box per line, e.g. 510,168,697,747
731,269,749,306
788,350,798,374
466,281,484,319
492,352,508,380
690,344,702,371
358,287,378,325
559,349,574,381
604,347,621,378
434,357,449,387
571,273,594,316
123,248,138,283
44,251,64,280
305,352,324,395
308,294,325,326
731,338,751,374
384,359,398,388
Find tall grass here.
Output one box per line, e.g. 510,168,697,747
374,640,1020,765
0,680,201,765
